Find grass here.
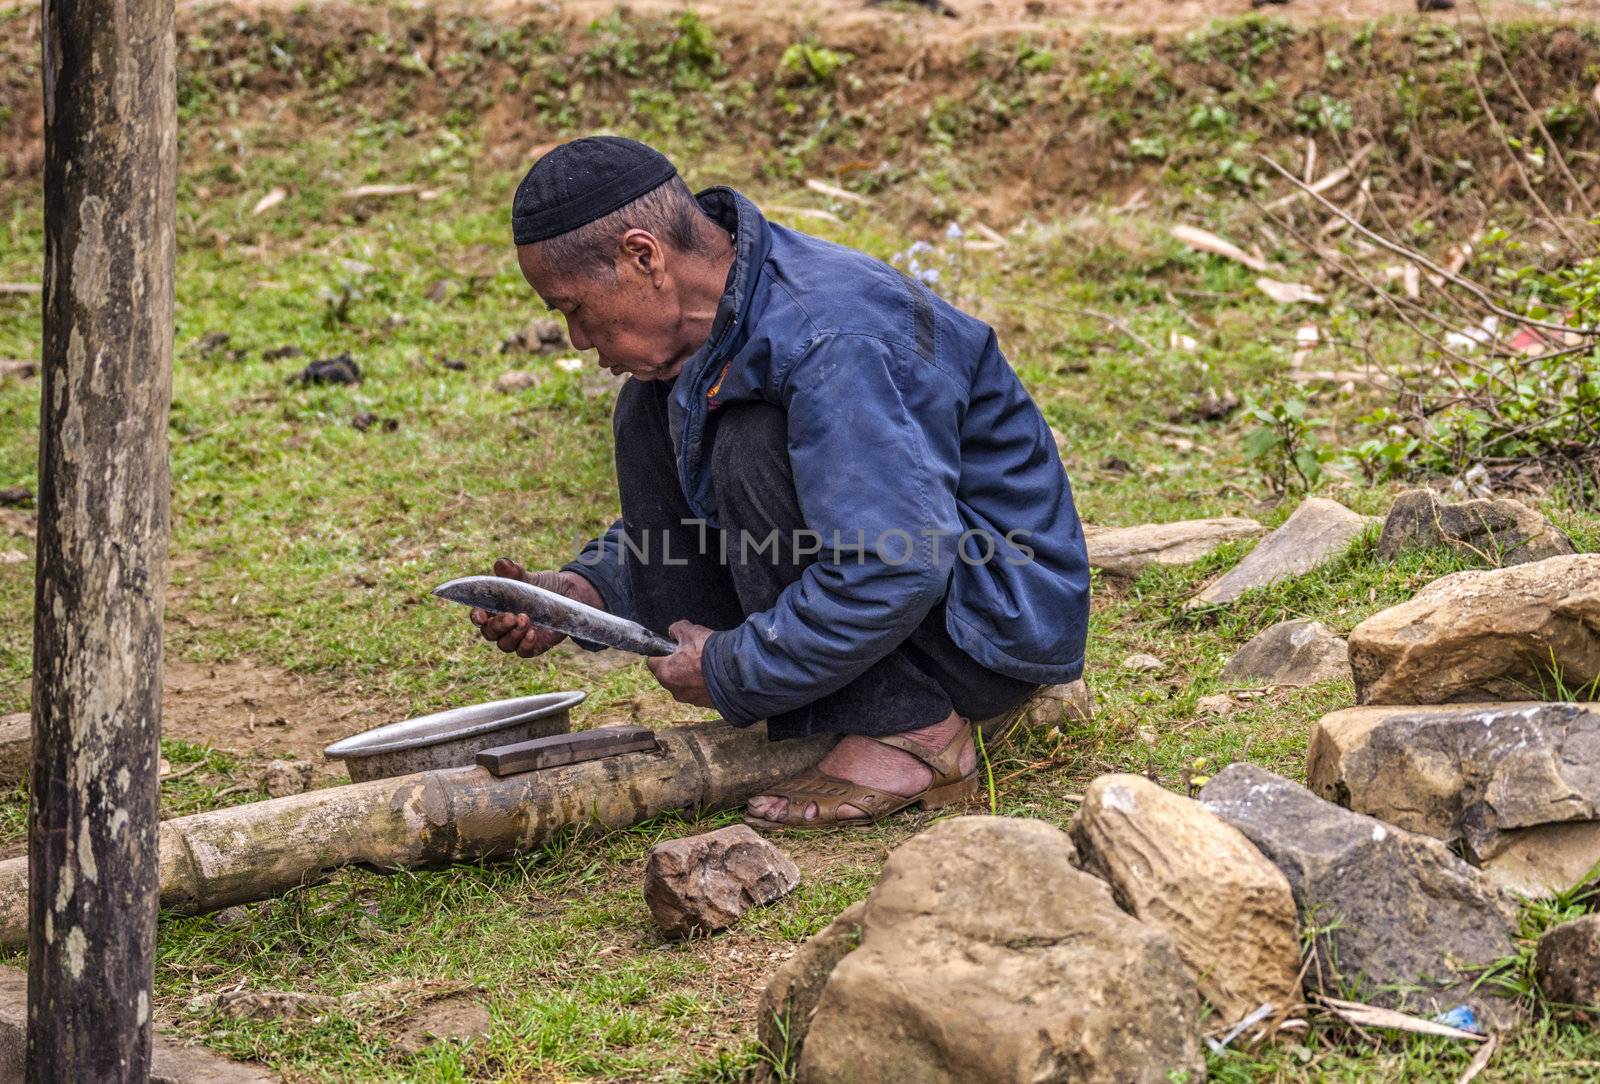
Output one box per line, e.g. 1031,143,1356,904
1,4,1599,1080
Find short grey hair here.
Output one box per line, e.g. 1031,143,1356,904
536,176,716,279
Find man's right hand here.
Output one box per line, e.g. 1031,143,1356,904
470,557,607,658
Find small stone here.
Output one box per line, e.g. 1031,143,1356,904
1195,693,1237,717
1122,653,1165,674
1082,516,1263,577
201,989,338,1021
500,318,567,354
1221,618,1350,686
1022,679,1095,728
643,825,799,938
1071,775,1301,1026
1200,763,1518,1023
288,354,360,386
351,411,398,433
494,369,545,394
1535,915,1600,1014
1348,554,1600,705
262,345,304,361
212,906,252,928
0,487,31,507
1378,488,1573,566
260,759,314,798
758,901,864,1067
1190,498,1375,607
798,817,1204,1083
1307,702,1600,857
438,357,468,371
0,551,26,565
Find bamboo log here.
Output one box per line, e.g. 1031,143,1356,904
0,722,831,947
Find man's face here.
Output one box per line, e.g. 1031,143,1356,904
517,237,687,382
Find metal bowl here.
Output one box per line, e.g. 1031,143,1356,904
324,691,585,782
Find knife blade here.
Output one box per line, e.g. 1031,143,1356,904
433,575,679,657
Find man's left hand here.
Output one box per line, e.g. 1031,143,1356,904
647,620,715,707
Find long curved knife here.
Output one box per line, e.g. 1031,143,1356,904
433,575,678,657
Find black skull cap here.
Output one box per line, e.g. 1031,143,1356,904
511,136,679,245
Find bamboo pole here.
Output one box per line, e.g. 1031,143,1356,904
0,722,832,947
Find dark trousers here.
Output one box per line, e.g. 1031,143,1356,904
605,379,1037,741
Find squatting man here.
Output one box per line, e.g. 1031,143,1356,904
470,136,1090,829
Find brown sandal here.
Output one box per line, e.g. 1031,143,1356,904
743,720,978,831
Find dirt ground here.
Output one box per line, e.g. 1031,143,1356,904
7,0,1597,29
161,656,395,771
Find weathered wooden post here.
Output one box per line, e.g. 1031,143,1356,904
32,0,176,1077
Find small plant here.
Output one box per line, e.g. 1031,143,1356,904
780,42,852,86
1242,396,1330,494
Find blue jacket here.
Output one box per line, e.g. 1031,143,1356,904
571,188,1090,726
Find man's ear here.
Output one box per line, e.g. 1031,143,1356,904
618,228,666,286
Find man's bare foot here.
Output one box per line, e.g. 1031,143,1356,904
745,711,977,824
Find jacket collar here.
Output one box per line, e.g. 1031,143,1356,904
682,186,770,394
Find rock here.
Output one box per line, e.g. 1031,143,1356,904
0,487,31,507
1083,516,1263,576
643,825,800,938
1222,619,1350,686
494,369,545,394
195,989,339,1021
260,759,315,798
350,411,398,433
0,713,27,786
1122,653,1165,674
1199,764,1518,1022
287,354,360,386
392,995,492,1055
1348,554,1600,705
799,816,1204,1084
500,318,566,354
1190,498,1375,607
1195,693,1238,716
1536,915,1600,1014
1021,679,1094,728
1478,822,1600,898
1307,702,1600,857
1377,488,1573,566
1071,774,1301,1026
212,905,252,928
758,901,865,1070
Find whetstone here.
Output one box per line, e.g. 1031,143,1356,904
476,725,660,777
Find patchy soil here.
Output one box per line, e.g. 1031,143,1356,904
161,656,396,772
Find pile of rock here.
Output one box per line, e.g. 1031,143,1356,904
758,494,1599,1079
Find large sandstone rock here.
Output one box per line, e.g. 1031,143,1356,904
1200,764,1518,1021
643,825,800,939
1221,619,1350,686
1348,554,1600,705
1307,702,1600,857
799,817,1204,1084
1071,774,1301,1026
1190,498,1375,607
1084,516,1263,576
758,902,865,1073
1377,489,1573,566
1478,822,1600,898
1536,915,1600,1014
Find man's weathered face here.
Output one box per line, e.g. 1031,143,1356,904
517,234,687,382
